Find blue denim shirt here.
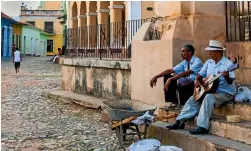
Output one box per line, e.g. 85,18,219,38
199,56,236,95
173,55,203,81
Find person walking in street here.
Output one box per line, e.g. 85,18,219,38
150,44,203,109
13,47,22,73
12,44,16,56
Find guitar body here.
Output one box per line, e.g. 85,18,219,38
193,75,219,102
193,63,239,102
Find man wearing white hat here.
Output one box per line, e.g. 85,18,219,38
166,40,236,134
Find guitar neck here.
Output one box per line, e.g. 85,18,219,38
206,74,222,85
205,63,239,86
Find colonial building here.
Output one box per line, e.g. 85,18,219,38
17,21,53,56
62,1,251,106
1,12,17,59
66,1,156,58
19,1,64,56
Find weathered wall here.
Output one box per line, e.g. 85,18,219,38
141,1,156,19
131,1,226,107
131,21,193,107
226,42,251,85
60,58,131,99
153,1,226,62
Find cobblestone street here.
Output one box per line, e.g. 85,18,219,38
1,57,127,151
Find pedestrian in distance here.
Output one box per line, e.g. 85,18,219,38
13,47,22,73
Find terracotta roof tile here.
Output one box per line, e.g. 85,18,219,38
1,12,17,22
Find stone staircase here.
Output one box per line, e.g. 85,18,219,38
148,102,251,151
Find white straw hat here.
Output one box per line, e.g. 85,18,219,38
205,40,226,51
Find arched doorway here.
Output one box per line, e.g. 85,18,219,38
80,1,87,48
71,2,78,47
98,1,110,48
88,1,97,48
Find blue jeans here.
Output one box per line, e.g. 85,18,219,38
176,92,233,129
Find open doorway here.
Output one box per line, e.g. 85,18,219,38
47,40,53,52
23,36,26,54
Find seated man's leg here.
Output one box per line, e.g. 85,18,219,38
167,96,200,129
177,82,194,105
164,74,178,104
190,93,233,134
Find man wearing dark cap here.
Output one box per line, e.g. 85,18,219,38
150,44,203,108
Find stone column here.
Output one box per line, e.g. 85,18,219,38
71,17,78,48
67,1,70,28
86,12,97,48
79,15,87,27
109,5,124,47
97,9,109,48
8,27,13,57
79,15,87,48
3,26,8,57
109,5,124,23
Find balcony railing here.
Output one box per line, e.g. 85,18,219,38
20,10,63,17
226,1,251,41
65,18,163,60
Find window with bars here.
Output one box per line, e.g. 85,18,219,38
226,1,251,41
44,22,54,33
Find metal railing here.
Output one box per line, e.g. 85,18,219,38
66,18,155,59
226,1,251,41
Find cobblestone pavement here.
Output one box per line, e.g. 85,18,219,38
1,57,137,151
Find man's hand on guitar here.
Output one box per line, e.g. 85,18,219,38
222,71,229,78
194,80,200,88
163,79,171,91
194,79,205,88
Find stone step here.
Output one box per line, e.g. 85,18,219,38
186,116,251,145
159,102,251,122
148,121,251,151
41,89,106,109
214,102,251,121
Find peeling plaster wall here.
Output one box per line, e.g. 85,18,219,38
60,58,131,99
226,42,251,85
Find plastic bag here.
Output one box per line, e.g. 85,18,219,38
235,86,251,102
159,146,183,151
128,139,161,151
131,111,154,125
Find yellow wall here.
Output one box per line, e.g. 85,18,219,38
12,24,23,35
21,18,63,35
44,1,62,10
46,34,63,55
141,1,156,19
21,17,63,56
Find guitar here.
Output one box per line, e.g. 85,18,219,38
193,63,239,102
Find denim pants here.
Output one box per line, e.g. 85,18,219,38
176,92,233,130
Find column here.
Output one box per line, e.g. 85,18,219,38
3,26,8,57
97,9,109,48
86,12,97,48
71,17,78,47
79,15,87,48
8,27,13,57
109,5,124,47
